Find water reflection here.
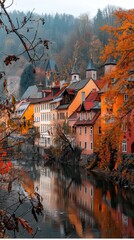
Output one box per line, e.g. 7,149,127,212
33,163,134,238
1,158,134,238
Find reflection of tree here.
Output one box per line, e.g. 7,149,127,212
0,152,43,238
61,164,82,186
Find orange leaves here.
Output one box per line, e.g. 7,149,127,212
0,160,12,174
18,217,33,234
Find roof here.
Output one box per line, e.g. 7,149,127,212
74,111,100,126
15,102,30,117
31,92,53,103
69,105,80,120
86,90,100,102
21,85,42,100
68,111,77,120
86,58,96,71
105,56,116,66
93,80,103,89
71,58,79,75
50,97,62,103
44,59,59,73
53,85,67,98
57,104,70,110
65,89,75,95
68,79,89,91
77,102,94,112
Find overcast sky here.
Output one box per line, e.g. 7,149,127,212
7,0,134,18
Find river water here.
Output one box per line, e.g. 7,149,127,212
0,156,134,238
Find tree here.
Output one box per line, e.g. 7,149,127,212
0,1,47,237
101,9,134,118
97,9,134,169
19,64,35,97
0,0,48,143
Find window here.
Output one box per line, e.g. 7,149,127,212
90,187,93,197
111,78,115,84
80,127,82,135
122,123,127,132
80,113,82,120
98,126,101,135
90,126,93,135
89,112,92,120
90,142,93,150
85,112,87,120
85,142,87,149
124,94,128,102
85,127,87,134
60,112,65,119
122,139,127,152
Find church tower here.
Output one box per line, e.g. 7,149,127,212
71,58,80,83
104,57,116,76
86,58,97,80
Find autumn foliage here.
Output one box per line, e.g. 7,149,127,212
101,9,134,116
95,9,134,169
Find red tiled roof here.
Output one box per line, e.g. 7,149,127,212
53,86,66,98
77,102,94,112
31,85,67,104
69,105,80,120
93,79,103,89
74,111,100,126
86,91,100,102
64,88,75,95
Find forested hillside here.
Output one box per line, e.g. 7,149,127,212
0,5,118,97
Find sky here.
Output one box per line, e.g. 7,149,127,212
7,0,134,18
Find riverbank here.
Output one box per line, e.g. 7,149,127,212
87,155,134,191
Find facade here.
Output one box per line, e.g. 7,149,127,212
100,61,134,154
14,56,133,156
72,90,101,155
12,100,34,135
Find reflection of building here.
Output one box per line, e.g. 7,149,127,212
34,167,64,218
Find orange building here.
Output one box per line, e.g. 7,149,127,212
71,90,101,155
100,60,134,154
13,100,34,135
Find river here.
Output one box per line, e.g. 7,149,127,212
0,155,134,238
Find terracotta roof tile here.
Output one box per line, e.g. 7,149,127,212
74,111,100,126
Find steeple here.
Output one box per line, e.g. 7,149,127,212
86,58,97,80
71,58,80,83
104,56,116,75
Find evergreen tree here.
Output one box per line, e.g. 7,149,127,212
19,64,35,97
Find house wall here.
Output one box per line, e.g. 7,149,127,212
76,125,94,155
101,91,134,154
68,79,99,117
93,115,101,152
21,103,34,134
